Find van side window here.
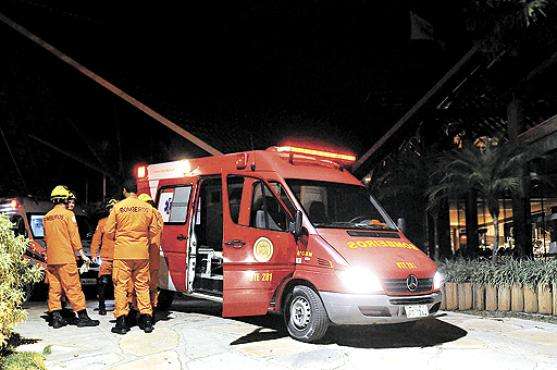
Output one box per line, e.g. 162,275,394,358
157,186,192,223
269,181,296,217
29,214,44,238
194,177,223,249
227,175,244,224
250,181,290,232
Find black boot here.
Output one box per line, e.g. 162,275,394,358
126,308,138,327
138,314,154,333
111,316,128,335
97,279,107,315
51,310,68,329
76,310,100,327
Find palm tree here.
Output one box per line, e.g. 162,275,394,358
427,140,542,261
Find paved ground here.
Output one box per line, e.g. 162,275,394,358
14,297,557,370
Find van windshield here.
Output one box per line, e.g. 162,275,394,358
285,180,396,230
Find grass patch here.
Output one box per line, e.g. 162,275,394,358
0,334,46,370
0,352,46,370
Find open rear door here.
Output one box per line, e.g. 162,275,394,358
222,174,297,317
156,177,198,292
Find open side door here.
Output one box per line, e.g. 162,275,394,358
156,176,198,292
222,174,297,317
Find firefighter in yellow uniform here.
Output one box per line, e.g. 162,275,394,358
138,193,164,308
106,179,160,334
90,198,118,315
44,185,99,328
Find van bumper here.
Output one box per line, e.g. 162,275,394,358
320,291,442,325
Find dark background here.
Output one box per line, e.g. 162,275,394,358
0,1,471,200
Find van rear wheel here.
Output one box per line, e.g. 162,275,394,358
157,289,176,311
284,285,330,343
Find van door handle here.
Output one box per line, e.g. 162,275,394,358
176,234,187,241
224,239,246,248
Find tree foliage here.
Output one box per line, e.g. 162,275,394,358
427,141,543,260
464,0,551,55
0,213,42,349
369,142,439,248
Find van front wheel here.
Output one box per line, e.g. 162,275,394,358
284,285,330,343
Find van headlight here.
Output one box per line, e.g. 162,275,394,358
337,267,382,294
433,271,444,291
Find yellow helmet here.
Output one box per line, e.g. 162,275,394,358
138,193,153,203
105,198,118,209
50,185,71,202
68,191,76,201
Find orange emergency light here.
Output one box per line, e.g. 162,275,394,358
275,146,356,162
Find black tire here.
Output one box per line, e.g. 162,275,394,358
157,289,176,311
284,285,330,343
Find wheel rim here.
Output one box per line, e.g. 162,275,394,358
290,296,311,330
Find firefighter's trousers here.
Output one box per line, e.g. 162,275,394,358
46,263,86,312
113,259,152,318
149,268,159,308
127,268,159,309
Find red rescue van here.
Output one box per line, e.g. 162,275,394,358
136,146,443,342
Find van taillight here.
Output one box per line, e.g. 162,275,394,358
137,165,147,178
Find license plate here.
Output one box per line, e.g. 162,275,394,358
404,305,429,318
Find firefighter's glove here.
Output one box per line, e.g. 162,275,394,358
79,260,90,274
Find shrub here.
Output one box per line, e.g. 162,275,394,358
0,351,46,370
442,259,475,283
0,213,42,349
442,257,557,288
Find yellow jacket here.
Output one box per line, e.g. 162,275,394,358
44,204,82,265
106,194,160,260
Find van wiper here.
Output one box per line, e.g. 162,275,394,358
313,221,354,228
356,224,395,231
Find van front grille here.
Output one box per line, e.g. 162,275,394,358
389,297,435,305
383,278,433,294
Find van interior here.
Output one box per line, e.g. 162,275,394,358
190,177,224,297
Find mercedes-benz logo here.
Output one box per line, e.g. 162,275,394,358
406,274,418,292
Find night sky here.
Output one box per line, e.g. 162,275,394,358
0,1,471,200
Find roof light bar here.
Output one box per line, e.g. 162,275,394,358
275,146,356,162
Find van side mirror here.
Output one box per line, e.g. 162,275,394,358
290,210,303,237
397,218,406,233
